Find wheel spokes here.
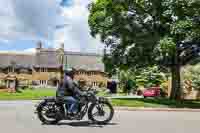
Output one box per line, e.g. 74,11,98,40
92,103,111,121
92,111,99,117
41,105,57,121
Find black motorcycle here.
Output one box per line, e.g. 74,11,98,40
35,89,114,125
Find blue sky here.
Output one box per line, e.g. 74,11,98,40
0,0,103,53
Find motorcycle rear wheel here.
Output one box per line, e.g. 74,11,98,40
37,101,61,124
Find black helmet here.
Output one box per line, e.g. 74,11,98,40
64,68,76,78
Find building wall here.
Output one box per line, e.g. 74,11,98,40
0,69,108,88
0,47,107,89
74,70,108,87
32,68,60,86
0,67,60,87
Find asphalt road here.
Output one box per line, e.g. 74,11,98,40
0,101,200,133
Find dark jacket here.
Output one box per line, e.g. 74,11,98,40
56,75,83,98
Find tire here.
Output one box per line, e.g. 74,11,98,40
37,101,61,124
88,102,114,125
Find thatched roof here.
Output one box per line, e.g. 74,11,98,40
0,53,34,69
65,52,104,71
0,49,105,72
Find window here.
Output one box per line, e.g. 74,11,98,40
19,69,31,74
40,68,47,72
88,72,94,76
92,82,99,86
90,72,95,75
8,67,14,73
40,80,47,85
87,72,90,76
32,81,40,86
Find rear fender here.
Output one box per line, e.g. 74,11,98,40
34,100,46,113
35,98,56,113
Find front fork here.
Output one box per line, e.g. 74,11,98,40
96,103,105,116
63,104,68,117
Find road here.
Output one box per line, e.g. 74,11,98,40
0,101,200,133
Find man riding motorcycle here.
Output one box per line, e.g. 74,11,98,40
56,68,85,116
36,68,114,124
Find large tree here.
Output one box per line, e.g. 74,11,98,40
88,0,200,100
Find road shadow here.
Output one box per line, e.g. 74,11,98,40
45,121,118,128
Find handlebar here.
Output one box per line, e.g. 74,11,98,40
83,87,98,95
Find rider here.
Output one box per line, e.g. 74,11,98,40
56,68,85,115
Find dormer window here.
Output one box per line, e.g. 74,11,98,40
19,68,31,74
8,67,14,73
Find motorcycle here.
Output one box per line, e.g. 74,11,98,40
35,88,114,125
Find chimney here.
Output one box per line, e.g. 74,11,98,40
36,41,42,49
36,41,42,53
60,43,64,50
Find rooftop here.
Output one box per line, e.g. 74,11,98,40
0,47,105,71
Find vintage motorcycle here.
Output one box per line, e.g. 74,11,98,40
35,88,114,125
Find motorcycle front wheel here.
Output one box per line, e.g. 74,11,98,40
88,101,114,125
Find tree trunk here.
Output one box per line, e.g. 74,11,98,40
170,65,182,100
170,43,182,100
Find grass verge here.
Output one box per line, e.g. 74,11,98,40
1,89,200,109
0,89,55,100
111,98,200,109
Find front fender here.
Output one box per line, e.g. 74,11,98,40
98,97,109,103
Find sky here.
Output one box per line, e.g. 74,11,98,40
0,0,103,54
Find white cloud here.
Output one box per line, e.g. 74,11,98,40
0,0,47,42
0,0,103,53
23,48,36,53
0,50,34,54
54,0,104,53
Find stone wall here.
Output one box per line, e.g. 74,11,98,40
74,71,108,87
0,69,108,88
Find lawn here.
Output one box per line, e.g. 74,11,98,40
0,89,55,100
1,89,200,109
111,98,200,109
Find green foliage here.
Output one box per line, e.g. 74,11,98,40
136,66,166,87
158,37,176,58
89,0,200,69
88,0,200,99
182,64,200,90
118,66,167,89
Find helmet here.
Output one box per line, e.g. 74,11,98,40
64,68,76,78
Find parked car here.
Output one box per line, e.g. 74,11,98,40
143,87,166,98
